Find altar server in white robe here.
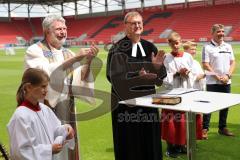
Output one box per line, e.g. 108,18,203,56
183,41,206,90
163,32,194,89
7,68,75,160
161,32,202,158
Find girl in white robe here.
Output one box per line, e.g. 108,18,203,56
7,68,74,160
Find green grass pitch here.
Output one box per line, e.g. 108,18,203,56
0,44,239,160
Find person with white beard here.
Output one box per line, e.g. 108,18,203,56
24,14,98,160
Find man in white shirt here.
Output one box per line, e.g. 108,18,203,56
202,24,235,139
24,14,98,160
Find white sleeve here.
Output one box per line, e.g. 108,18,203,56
7,115,52,160
163,55,175,85
187,54,194,86
176,53,194,88
44,105,75,149
43,106,63,137
42,105,65,138
229,45,235,61
72,65,95,104
54,125,67,138
192,61,204,79
24,45,62,75
202,45,209,63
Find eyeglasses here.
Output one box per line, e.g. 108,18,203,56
126,21,143,26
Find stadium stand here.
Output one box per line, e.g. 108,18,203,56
168,4,240,42
0,2,240,46
12,18,33,40
30,18,43,36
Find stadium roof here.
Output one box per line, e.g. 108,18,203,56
0,0,207,18
0,0,77,5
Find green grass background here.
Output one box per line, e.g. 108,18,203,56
0,44,239,160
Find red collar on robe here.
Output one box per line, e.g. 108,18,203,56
20,100,41,112
171,51,184,57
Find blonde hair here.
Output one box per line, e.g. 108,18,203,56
124,11,142,24
211,24,224,34
168,32,181,43
16,68,49,106
183,41,197,51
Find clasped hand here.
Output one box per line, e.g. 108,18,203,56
179,68,190,77
52,124,75,154
77,45,99,62
139,68,157,80
215,74,229,84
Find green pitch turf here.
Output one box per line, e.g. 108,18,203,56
0,44,239,160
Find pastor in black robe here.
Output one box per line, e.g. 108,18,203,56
106,36,167,160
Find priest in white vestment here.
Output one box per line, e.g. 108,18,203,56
24,14,98,160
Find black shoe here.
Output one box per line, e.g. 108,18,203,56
175,145,187,154
180,146,187,154
166,151,178,158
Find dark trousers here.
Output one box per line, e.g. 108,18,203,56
112,103,162,160
203,84,231,130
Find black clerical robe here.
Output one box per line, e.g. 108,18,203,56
106,36,167,160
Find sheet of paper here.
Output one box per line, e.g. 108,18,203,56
157,88,199,95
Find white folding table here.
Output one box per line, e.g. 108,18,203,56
119,89,240,160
